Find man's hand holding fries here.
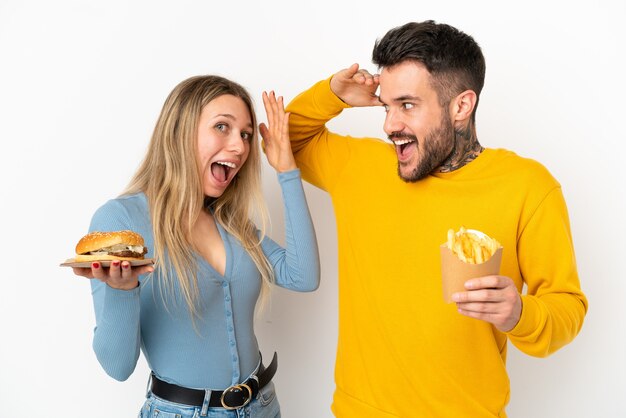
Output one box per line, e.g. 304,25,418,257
446,227,522,332
452,276,522,332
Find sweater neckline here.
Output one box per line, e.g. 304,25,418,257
429,148,497,180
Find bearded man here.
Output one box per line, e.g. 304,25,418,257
283,20,587,417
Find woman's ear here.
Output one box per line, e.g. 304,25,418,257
450,90,477,122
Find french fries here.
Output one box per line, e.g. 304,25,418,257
446,227,501,264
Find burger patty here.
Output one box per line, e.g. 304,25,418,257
108,248,148,258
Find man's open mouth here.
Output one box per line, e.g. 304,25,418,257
392,138,417,159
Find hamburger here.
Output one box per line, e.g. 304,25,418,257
74,230,148,262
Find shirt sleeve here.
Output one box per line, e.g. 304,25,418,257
261,169,320,292
286,77,354,193
88,200,142,381
507,187,588,357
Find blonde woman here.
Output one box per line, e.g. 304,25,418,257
72,76,319,417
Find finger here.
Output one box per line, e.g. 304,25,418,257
135,265,155,277
452,289,504,303
271,92,282,131
456,301,519,331
270,94,286,143
265,90,280,128
261,91,280,146
339,63,360,81
262,91,274,123
258,122,270,142
91,262,107,280
276,96,285,137
456,308,502,323
121,261,133,279
109,260,122,280
357,69,376,85
354,71,374,85
264,91,277,133
281,112,291,145
464,275,510,290
72,267,94,278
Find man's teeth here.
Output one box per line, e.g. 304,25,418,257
217,161,236,168
394,139,415,145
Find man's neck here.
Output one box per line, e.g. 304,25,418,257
438,123,483,173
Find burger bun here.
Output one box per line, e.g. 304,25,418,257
76,230,145,255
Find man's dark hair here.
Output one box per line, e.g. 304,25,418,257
373,21,486,115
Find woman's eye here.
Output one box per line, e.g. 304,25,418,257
215,123,228,132
241,131,253,141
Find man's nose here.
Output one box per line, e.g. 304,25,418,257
383,109,403,136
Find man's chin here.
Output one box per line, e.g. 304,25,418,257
397,163,430,183
397,167,419,183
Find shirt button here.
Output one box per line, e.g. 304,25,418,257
222,282,227,288
226,311,232,317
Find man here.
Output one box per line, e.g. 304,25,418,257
285,21,587,417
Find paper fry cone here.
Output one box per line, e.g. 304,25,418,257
440,245,503,303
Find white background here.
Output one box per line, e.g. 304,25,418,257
1,1,624,417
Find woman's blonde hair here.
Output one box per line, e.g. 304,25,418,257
124,75,273,317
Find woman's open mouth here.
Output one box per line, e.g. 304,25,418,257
210,161,238,184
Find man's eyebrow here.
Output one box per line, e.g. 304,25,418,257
377,95,422,105
393,95,422,102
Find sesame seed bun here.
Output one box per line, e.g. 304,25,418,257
75,230,147,261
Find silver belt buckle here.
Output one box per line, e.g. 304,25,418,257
220,383,252,410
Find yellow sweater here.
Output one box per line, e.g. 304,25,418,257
286,78,588,418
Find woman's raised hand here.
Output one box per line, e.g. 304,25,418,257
259,91,297,173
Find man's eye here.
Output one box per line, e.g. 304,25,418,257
402,103,415,110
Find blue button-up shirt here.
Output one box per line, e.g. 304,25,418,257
88,170,319,389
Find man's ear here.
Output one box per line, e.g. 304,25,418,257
450,90,477,122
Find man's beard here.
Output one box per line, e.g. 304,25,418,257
397,114,455,183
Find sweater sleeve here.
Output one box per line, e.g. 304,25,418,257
88,200,142,381
507,187,588,357
286,77,353,193
261,169,320,292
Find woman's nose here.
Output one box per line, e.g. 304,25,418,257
227,133,245,154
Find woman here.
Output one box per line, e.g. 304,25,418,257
72,75,320,417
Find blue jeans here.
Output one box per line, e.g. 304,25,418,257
139,382,280,418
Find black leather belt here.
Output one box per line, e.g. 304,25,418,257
150,352,277,410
